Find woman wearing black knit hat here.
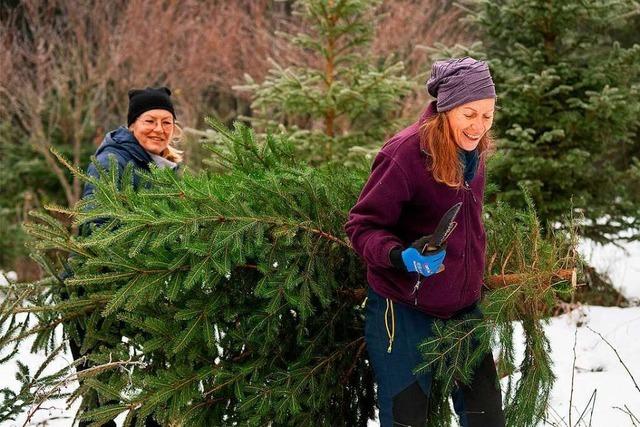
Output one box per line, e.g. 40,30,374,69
69,86,182,427
81,86,182,204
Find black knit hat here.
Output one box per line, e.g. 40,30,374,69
127,86,176,126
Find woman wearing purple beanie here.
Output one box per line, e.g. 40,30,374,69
345,57,505,426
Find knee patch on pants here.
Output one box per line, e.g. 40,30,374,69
392,381,428,426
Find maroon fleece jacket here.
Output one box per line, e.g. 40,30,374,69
344,101,486,318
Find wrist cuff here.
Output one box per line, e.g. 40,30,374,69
389,247,406,271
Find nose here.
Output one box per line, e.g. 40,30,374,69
469,118,485,133
152,121,164,133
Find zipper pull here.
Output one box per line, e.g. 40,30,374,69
411,277,421,294
412,276,421,305
465,181,477,203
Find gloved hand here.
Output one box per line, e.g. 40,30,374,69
389,235,446,277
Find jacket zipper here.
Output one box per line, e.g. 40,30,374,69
412,182,476,306
466,180,477,203
461,181,476,303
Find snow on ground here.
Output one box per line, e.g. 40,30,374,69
579,239,640,301
527,305,640,426
2,235,640,426
0,272,128,427
0,331,80,427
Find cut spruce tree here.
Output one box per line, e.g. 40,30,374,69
0,119,577,426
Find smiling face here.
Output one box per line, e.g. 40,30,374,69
445,98,495,151
129,109,175,155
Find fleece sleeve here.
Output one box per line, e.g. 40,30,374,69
344,151,412,269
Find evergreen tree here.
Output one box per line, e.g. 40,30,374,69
0,121,84,270
3,123,376,426
0,120,576,426
443,0,640,243
235,0,413,163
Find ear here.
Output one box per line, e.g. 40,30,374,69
159,86,172,96
128,89,143,99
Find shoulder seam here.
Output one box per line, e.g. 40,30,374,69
96,149,126,167
378,151,412,199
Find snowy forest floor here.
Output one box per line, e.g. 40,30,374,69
2,238,639,427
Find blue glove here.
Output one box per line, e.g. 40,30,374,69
401,246,446,276
390,235,446,277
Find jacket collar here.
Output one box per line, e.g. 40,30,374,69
149,152,178,170
99,126,153,166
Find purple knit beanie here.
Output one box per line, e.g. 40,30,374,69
426,57,496,112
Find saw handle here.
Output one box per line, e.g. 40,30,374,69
422,243,446,273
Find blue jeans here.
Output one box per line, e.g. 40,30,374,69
364,287,504,427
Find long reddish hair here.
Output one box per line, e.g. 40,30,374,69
419,113,494,188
